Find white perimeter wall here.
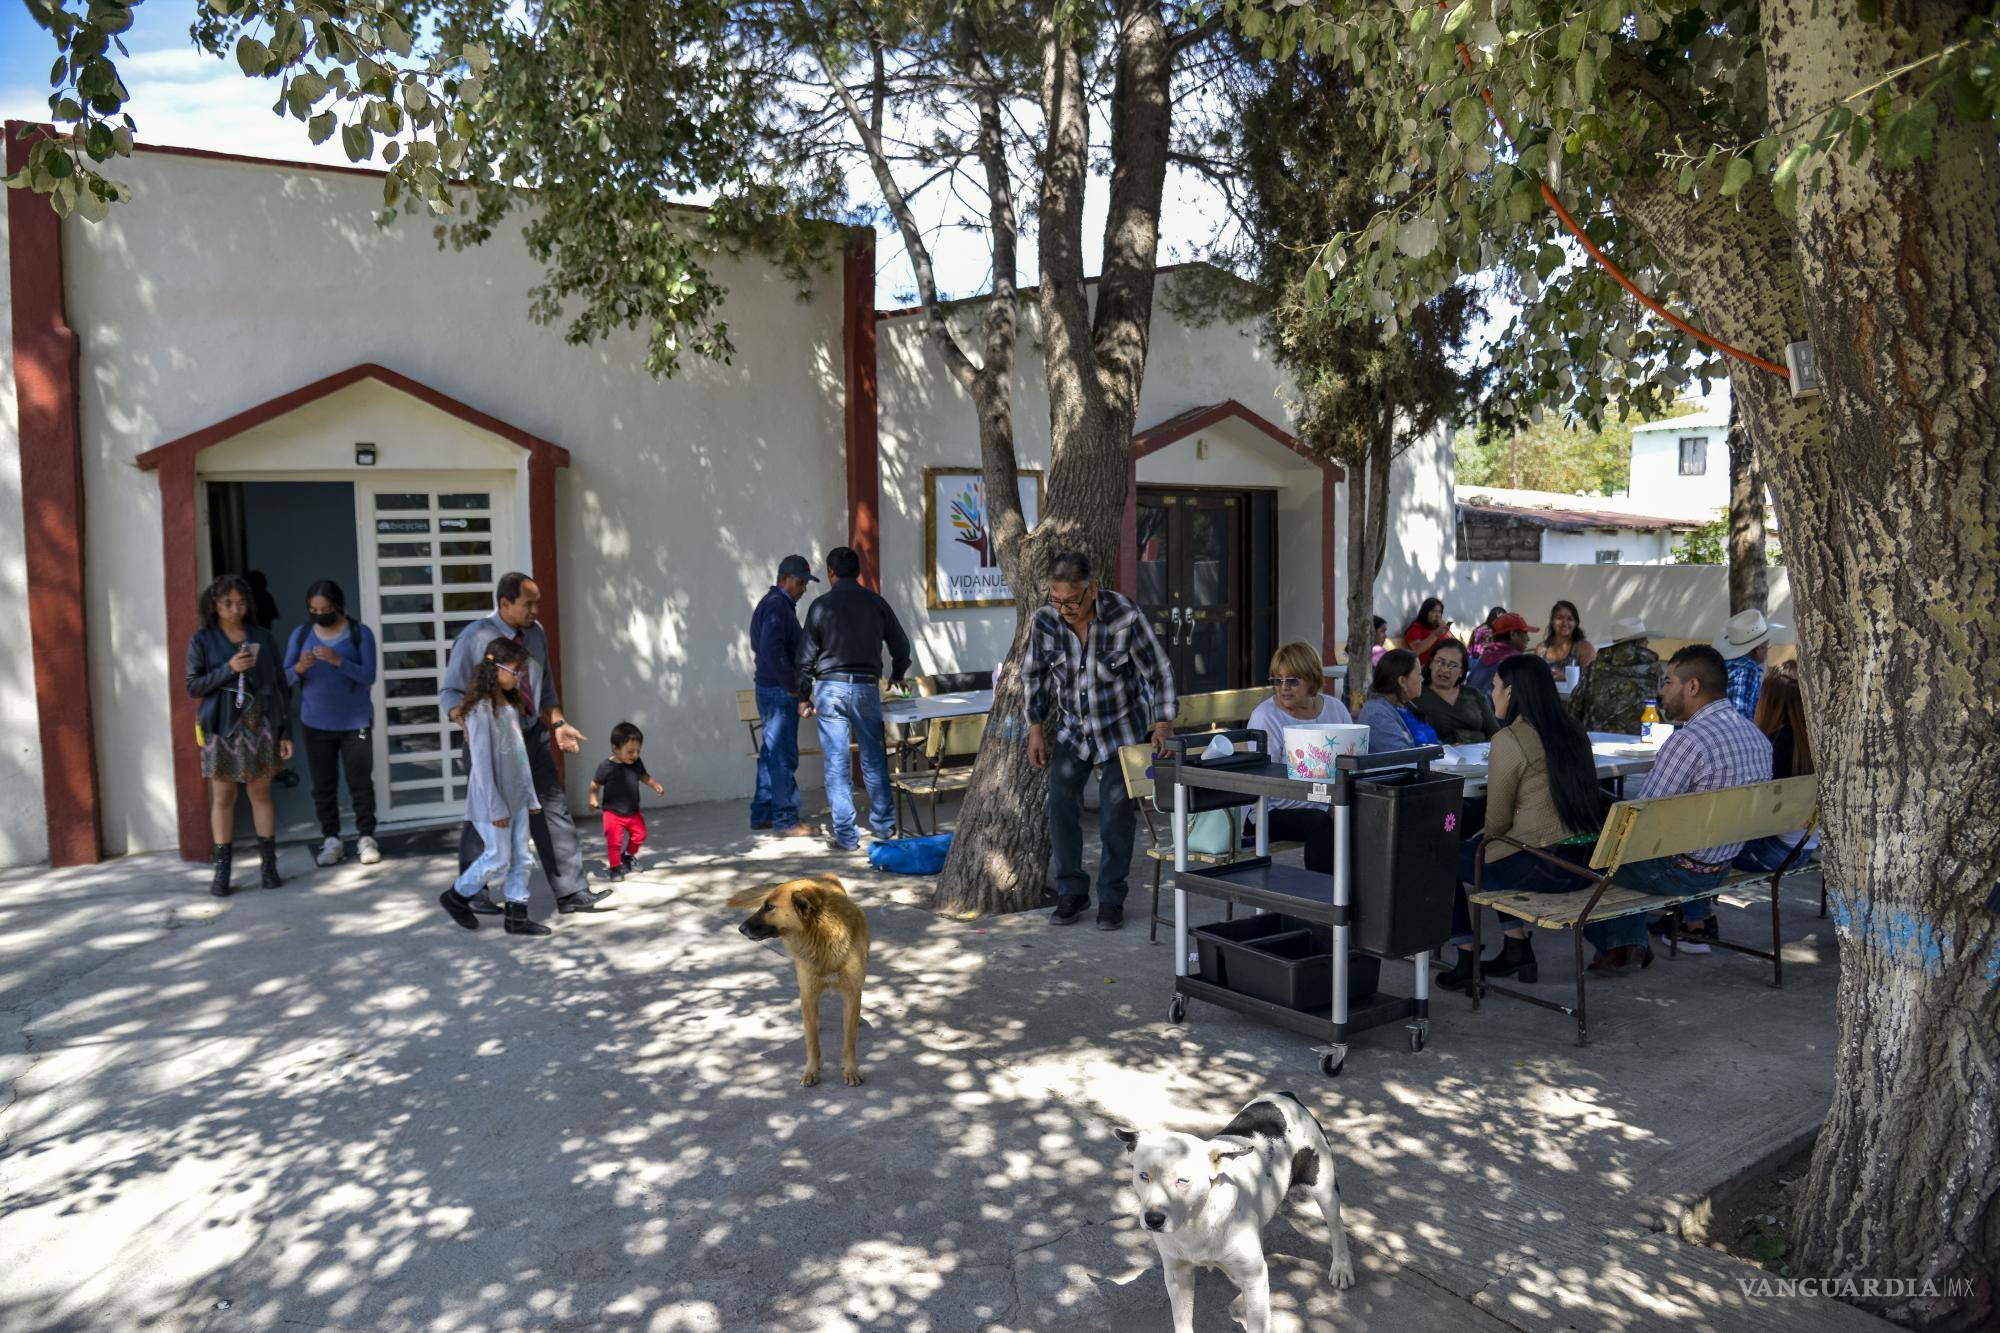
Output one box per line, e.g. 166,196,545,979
0,195,50,864
39,148,845,858
1507,562,1795,649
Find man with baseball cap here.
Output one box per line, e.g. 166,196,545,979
1714,609,1784,720
1466,610,1537,694
749,555,819,838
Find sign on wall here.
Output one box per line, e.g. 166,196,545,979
924,467,1043,609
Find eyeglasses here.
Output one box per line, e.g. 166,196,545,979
1048,590,1092,612
1268,676,1306,689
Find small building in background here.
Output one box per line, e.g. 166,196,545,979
1626,407,1732,517
1455,487,1703,566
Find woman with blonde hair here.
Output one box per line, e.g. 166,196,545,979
1247,641,1352,871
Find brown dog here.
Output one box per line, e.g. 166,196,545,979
727,875,871,1086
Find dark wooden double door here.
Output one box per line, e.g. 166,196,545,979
1133,487,1277,694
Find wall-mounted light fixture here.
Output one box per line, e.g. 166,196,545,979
355,442,378,466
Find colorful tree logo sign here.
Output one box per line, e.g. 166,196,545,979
950,482,997,569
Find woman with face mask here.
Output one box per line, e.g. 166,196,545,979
282,579,382,867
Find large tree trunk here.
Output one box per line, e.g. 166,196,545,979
1760,3,2000,1323
1616,20,2000,1324
1725,406,1769,614
930,0,1174,916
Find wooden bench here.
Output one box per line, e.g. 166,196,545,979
889,713,987,835
1117,742,1308,945
1467,775,1820,1045
1173,687,1266,732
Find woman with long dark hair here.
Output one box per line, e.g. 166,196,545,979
282,579,382,867
185,573,293,895
437,637,550,937
1437,653,1611,989
1537,600,1597,675
1734,669,1818,871
1403,597,1450,664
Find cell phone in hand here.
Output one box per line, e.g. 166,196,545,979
244,642,261,659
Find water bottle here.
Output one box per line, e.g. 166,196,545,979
1640,700,1661,744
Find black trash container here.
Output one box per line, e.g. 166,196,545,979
1348,769,1466,958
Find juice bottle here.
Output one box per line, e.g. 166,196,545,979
1640,700,1660,743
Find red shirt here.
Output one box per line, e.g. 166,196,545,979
1404,620,1447,663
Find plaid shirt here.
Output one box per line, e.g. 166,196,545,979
1725,655,1763,721
1023,589,1177,763
1641,698,1773,865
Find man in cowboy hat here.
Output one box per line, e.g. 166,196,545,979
1571,617,1663,735
1714,609,1785,720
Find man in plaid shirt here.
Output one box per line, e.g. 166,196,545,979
1024,551,1177,930
1587,644,1772,971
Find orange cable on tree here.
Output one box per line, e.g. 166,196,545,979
1441,18,1790,379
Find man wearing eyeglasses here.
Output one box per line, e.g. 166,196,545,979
1023,550,1177,930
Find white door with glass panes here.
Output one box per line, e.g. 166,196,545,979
355,476,519,823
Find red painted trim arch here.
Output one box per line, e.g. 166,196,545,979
139,364,572,860
7,123,105,867
1119,399,1347,668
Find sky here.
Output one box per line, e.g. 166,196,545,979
2,4,1725,414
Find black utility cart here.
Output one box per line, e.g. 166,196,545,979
1162,740,1464,1076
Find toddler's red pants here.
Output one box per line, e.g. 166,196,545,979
602,809,647,868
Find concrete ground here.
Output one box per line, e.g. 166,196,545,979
0,798,1886,1333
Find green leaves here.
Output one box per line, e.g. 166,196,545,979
235,35,271,77
1721,156,1754,196
340,122,372,162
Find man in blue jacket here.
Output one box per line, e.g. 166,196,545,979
749,555,817,838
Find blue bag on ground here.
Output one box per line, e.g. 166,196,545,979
869,833,953,874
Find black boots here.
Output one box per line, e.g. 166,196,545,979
1487,934,1538,984
466,888,504,916
257,837,282,889
505,902,552,936
439,889,481,930
1437,947,1479,991
1439,935,1538,991
209,843,234,897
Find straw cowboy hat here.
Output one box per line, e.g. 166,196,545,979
1599,617,1648,647
1715,609,1784,659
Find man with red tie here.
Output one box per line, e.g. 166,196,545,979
439,572,610,920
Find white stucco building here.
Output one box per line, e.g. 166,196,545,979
1,132,1475,868
1627,407,1732,518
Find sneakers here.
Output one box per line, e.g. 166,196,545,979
776,824,816,839
357,835,382,865
315,836,344,867
1050,899,1087,926
606,862,628,882
1095,905,1124,932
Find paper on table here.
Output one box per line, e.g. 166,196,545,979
1200,734,1235,761
1440,743,1490,766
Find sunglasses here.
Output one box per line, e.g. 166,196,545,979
1268,676,1308,689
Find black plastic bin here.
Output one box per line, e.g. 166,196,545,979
1192,914,1382,1010
1348,769,1466,958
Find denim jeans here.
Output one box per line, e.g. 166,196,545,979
456,806,534,903
752,685,802,828
1606,856,1729,949
1047,742,1137,909
1449,837,1592,945
813,680,897,848
456,729,587,900
1734,835,1804,873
